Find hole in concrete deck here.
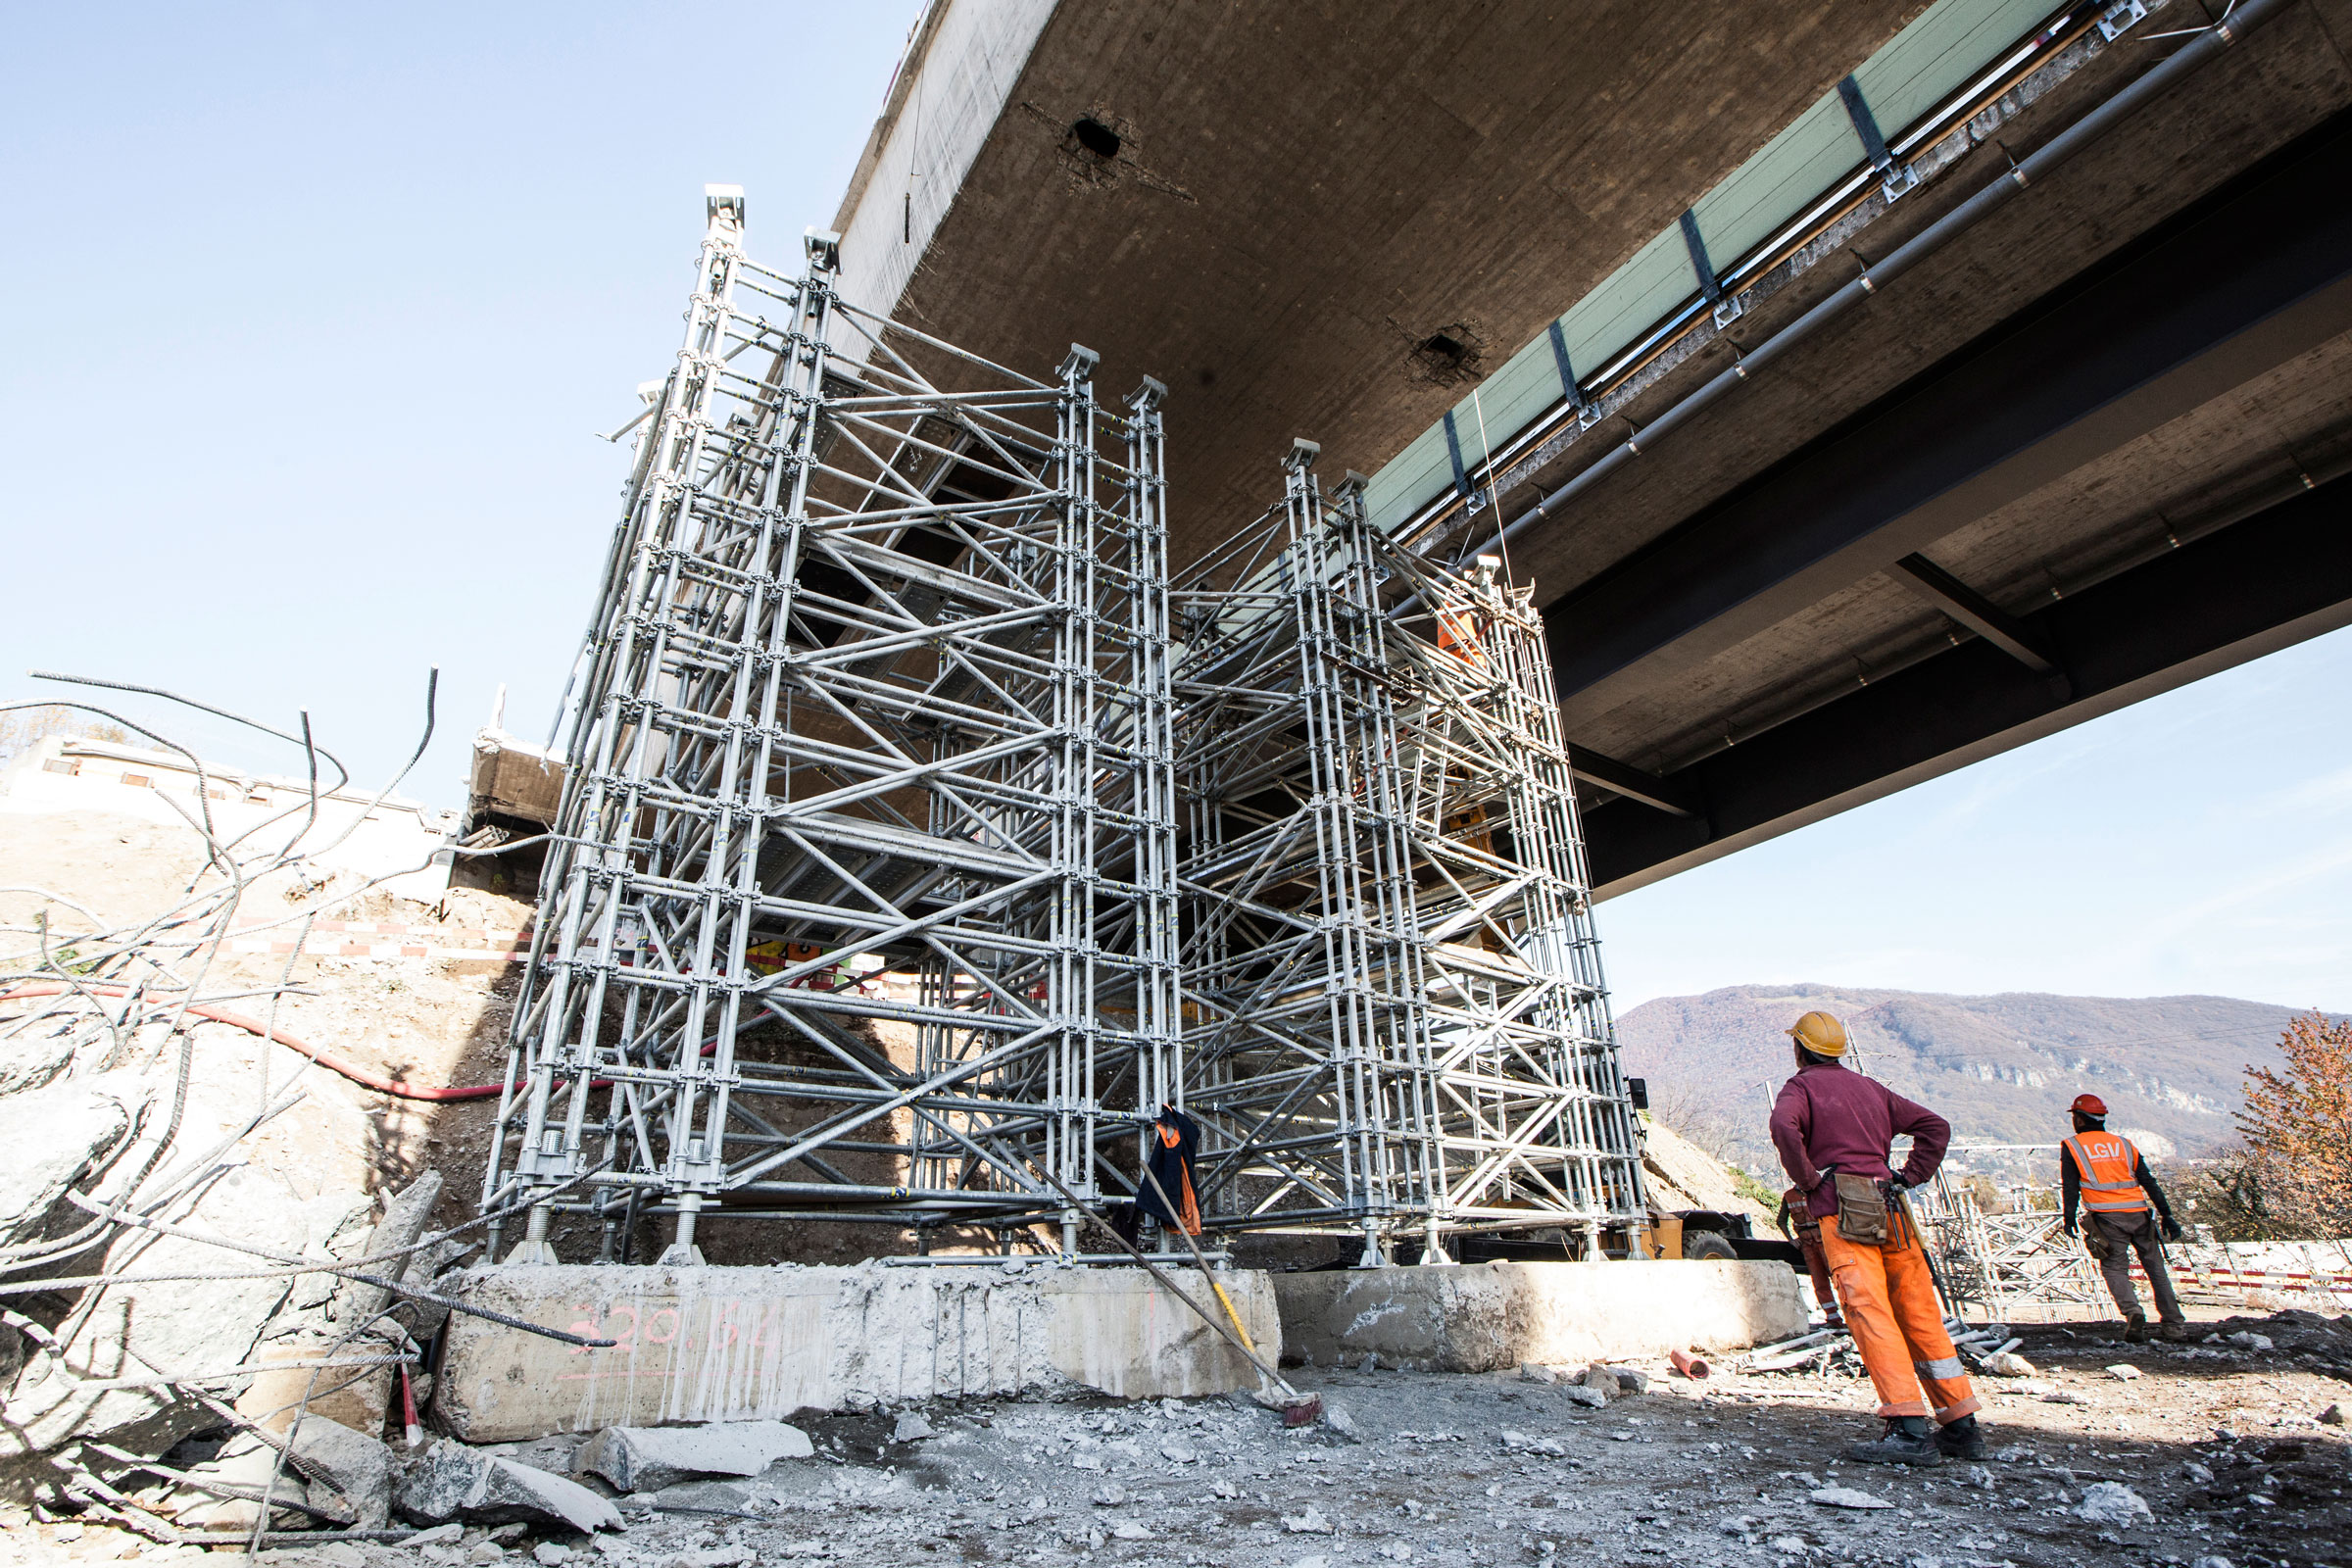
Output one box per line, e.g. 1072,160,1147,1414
1404,322,1487,385
1419,333,1468,367
1071,118,1121,159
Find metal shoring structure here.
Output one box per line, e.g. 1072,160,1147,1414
1173,444,1435,1266
1376,520,1650,1262
482,188,1179,1264
1172,445,1649,1263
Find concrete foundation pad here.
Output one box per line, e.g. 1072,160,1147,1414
432,1261,1280,1443
1272,1260,1805,1372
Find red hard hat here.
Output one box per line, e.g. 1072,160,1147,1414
2071,1093,2107,1117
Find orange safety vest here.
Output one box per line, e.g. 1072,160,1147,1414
2065,1130,2149,1214
1157,1121,1202,1236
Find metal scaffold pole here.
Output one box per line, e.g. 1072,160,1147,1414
481,187,1180,1263
1170,442,1651,1263
484,188,1646,1272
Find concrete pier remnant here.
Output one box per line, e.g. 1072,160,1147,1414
432,1262,1281,1443
1271,1261,1805,1373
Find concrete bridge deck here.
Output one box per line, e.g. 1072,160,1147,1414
832,0,2352,892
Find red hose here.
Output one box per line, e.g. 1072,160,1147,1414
0,983,502,1102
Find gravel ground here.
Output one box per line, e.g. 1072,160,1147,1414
14,1305,2330,1568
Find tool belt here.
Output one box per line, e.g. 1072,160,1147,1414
1832,1173,1886,1243
1833,1173,1914,1248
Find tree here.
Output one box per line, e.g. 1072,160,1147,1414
2233,1009,2352,1239
2160,1147,2288,1242
0,705,128,765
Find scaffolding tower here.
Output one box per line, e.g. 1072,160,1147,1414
1171,444,1651,1264
483,188,1179,1264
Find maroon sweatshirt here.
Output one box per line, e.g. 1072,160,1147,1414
1768,1060,1951,1218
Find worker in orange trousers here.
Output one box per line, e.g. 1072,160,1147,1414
1769,1010,1984,1466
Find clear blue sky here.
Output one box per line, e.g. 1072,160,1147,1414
5,4,2343,1015
0,2,925,792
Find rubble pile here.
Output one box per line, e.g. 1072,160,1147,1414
0,703,536,1551
0,1305,2334,1566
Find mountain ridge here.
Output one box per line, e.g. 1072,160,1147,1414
1613,982,2323,1175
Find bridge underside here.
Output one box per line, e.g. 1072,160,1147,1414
839,0,2352,894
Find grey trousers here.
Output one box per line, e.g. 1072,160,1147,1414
2086,1210,2183,1323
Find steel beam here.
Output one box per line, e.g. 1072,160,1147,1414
1582,469,2352,897
1889,553,2058,676
1567,746,1702,818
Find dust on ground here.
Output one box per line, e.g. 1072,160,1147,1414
9,1306,2339,1568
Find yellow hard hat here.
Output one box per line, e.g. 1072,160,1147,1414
1787,1010,1847,1056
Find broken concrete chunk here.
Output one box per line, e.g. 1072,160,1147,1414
892,1410,936,1444
289,1414,394,1530
1322,1399,1362,1442
1979,1350,2037,1377
1518,1361,1557,1384
1559,1384,1607,1409
1570,1367,1617,1400
343,1170,444,1324
0,1081,137,1247
395,1439,620,1533
1808,1486,1893,1509
1602,1364,1649,1395
2226,1331,2275,1352
577,1420,813,1492
395,1441,492,1523
2074,1481,2153,1526
403,1524,464,1546
2320,1402,2343,1426
2106,1363,2142,1381
166,1431,314,1531
0,1028,74,1098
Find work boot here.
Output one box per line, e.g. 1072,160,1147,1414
1846,1416,1944,1468
2159,1320,2194,1344
1935,1413,1987,1461
2123,1315,2147,1344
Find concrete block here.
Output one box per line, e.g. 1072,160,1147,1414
288,1415,392,1530
393,1440,618,1533
577,1421,812,1492
1271,1260,1805,1373
432,1261,1280,1443
0,1081,139,1248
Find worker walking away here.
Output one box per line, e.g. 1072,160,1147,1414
1769,1010,1984,1467
2061,1093,2190,1343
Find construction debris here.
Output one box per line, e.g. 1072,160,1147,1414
18,1310,2326,1566
392,1441,619,1533
577,1423,813,1494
